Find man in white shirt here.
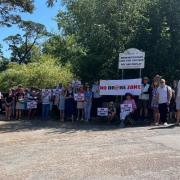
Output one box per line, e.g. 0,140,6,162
157,79,172,125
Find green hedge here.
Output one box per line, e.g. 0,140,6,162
0,55,73,91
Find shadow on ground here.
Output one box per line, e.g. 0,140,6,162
0,118,122,134
1,115,178,135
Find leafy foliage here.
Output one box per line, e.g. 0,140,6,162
53,0,180,82
4,20,48,64
0,55,73,91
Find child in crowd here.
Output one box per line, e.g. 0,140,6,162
59,90,65,122
120,93,137,127
108,101,116,123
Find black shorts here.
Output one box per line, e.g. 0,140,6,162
139,100,149,109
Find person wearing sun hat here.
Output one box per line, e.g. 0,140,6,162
139,77,151,120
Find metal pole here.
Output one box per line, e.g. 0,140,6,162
139,69,142,79
121,69,124,80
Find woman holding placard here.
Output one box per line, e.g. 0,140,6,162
120,93,137,128
76,86,85,121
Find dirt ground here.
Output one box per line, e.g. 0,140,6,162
0,119,180,180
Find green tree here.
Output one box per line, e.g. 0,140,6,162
42,34,86,67
0,0,58,27
56,0,151,82
4,20,48,64
0,55,73,91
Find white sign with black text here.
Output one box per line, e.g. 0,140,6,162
119,48,145,69
97,108,109,117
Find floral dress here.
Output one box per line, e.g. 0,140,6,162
151,88,159,109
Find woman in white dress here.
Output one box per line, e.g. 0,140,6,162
176,80,180,125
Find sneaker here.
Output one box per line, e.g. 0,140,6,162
155,123,159,126
164,122,168,126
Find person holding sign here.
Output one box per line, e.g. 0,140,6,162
120,93,137,128
75,86,85,121
26,89,38,120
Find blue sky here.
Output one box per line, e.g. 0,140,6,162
0,0,62,58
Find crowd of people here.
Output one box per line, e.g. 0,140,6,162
0,75,180,127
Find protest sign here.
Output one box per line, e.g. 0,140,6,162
119,48,145,69
120,104,133,113
97,108,109,117
42,89,52,96
74,93,85,101
72,80,82,88
100,79,142,96
27,101,37,109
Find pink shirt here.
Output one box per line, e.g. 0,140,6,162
123,99,137,110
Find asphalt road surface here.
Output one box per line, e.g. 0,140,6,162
0,120,180,180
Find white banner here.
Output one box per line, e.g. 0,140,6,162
97,108,109,117
100,79,142,96
119,48,145,69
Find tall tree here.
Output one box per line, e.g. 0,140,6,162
0,0,34,26
0,0,58,27
56,0,151,81
4,20,48,64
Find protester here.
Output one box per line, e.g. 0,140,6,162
92,81,102,117
26,89,38,119
169,80,178,121
157,79,172,126
4,89,13,120
139,77,151,120
76,86,84,121
59,90,65,122
15,87,25,120
0,90,2,113
151,80,160,125
41,88,51,120
84,86,93,122
153,74,162,85
52,84,63,115
120,93,137,128
176,80,180,125
65,83,75,122
108,101,116,123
